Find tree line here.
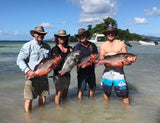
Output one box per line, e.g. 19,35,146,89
68,17,149,42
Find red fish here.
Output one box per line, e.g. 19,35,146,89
94,53,138,68
26,55,62,78
78,53,98,69
34,55,62,76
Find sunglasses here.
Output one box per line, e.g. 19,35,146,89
58,36,67,39
107,32,116,36
79,35,86,39
36,33,45,36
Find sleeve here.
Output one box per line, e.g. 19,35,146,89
47,44,52,57
16,43,31,74
93,43,98,54
68,46,73,52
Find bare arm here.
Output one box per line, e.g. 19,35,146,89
121,42,128,53
100,45,105,59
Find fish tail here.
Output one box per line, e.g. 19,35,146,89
94,59,100,67
24,74,30,80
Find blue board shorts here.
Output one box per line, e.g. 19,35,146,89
101,67,129,98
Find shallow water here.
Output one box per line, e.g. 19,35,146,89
0,41,160,123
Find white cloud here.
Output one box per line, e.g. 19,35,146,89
0,29,8,35
40,22,54,29
69,0,118,25
145,7,160,16
126,17,149,26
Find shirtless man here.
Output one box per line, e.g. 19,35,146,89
100,26,129,104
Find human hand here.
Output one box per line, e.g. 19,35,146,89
26,70,37,78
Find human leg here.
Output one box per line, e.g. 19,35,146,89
38,76,49,105
101,69,113,101
24,99,32,113
62,75,70,100
38,96,46,106
88,72,96,98
77,73,86,99
89,89,95,97
104,93,110,100
24,79,35,113
123,97,129,104
62,89,68,100
114,79,129,104
102,84,112,101
77,90,83,99
55,90,61,104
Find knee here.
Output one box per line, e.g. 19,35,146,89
116,91,128,98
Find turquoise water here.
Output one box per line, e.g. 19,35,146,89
0,41,160,123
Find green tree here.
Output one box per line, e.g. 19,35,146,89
103,17,118,29
87,25,92,31
69,36,78,42
87,17,148,41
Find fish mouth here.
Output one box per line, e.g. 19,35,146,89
128,55,138,62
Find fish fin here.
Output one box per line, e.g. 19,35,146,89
34,58,49,71
25,74,30,80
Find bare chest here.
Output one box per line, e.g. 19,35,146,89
103,43,122,55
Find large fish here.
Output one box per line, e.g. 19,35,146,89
78,53,98,69
26,55,62,79
59,50,81,75
94,53,138,68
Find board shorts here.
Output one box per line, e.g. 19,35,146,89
77,69,96,91
53,75,70,91
101,67,129,98
24,75,49,99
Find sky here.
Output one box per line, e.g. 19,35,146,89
0,0,160,40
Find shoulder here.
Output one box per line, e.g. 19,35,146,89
116,40,126,47
43,42,51,49
73,42,81,49
68,46,73,52
22,40,33,49
115,39,124,44
74,42,81,47
51,45,59,51
51,45,60,56
88,41,97,47
100,41,108,49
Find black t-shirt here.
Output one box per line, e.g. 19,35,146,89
51,45,72,76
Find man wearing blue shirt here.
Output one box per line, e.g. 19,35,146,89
17,26,51,113
74,28,98,99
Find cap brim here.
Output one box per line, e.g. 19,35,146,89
103,30,118,36
75,31,90,38
54,34,70,38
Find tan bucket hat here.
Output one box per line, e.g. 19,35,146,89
75,28,90,38
103,26,118,36
54,30,70,38
30,26,48,37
